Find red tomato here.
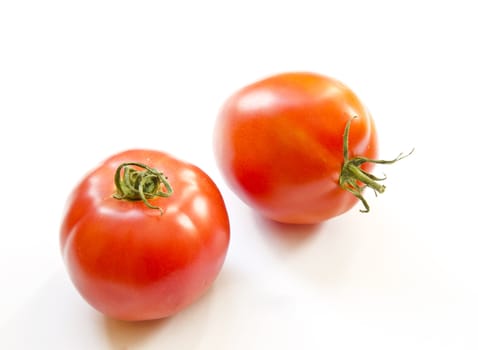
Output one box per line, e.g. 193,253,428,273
60,149,230,321
214,72,407,224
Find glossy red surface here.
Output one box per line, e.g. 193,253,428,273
61,150,230,321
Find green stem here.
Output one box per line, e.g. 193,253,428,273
113,162,173,213
347,164,386,194
339,117,413,213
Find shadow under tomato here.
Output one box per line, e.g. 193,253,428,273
253,213,323,250
103,316,168,349
102,279,221,349
252,212,363,289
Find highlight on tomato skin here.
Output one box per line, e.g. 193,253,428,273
213,71,410,224
60,149,230,321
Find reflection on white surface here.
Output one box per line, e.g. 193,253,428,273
2,257,476,350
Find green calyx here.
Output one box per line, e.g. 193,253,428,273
339,117,413,213
113,162,173,213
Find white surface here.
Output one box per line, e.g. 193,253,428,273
1,0,477,349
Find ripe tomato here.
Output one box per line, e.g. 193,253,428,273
214,72,407,224
60,149,230,321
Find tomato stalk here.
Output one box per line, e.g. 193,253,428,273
339,117,413,213
113,162,173,213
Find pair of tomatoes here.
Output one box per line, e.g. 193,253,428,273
61,72,405,321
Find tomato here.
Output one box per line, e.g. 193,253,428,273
214,72,408,224
60,149,230,321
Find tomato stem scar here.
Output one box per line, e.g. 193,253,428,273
339,116,413,213
113,162,173,213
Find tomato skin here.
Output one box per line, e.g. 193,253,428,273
60,149,230,321
214,72,378,224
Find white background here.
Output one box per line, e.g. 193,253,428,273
1,0,477,349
